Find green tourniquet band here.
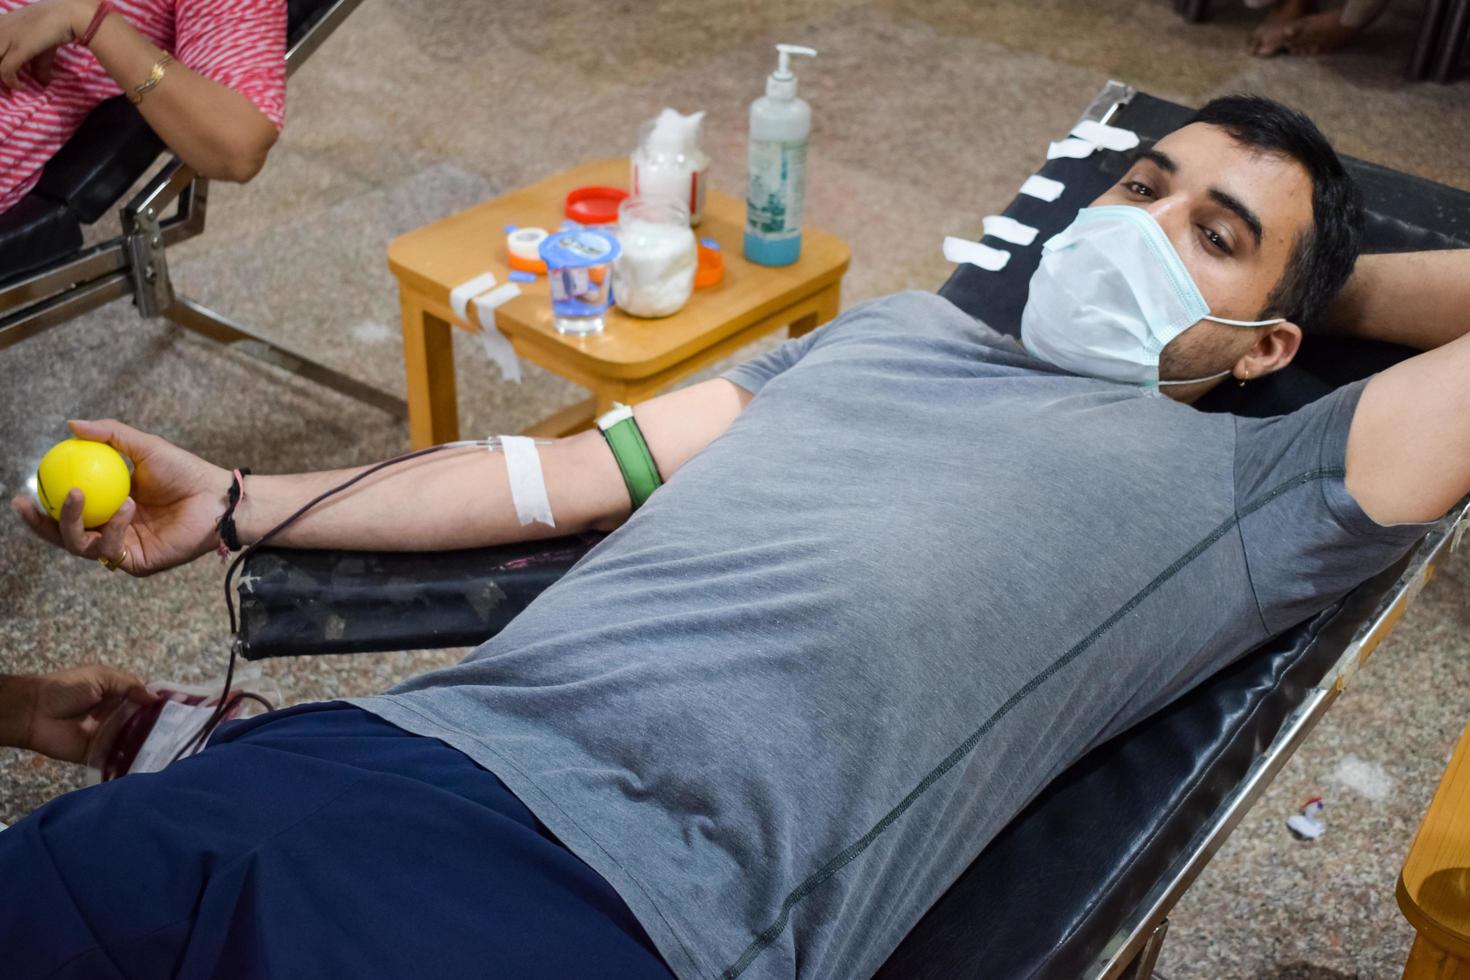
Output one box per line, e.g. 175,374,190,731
599,412,662,511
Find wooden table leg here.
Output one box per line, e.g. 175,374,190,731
400,294,460,449
522,387,631,440
1404,932,1470,979
593,387,630,419
524,396,598,439
789,282,842,338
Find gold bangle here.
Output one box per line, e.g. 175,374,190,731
127,53,172,105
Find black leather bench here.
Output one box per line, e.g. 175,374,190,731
234,84,1470,978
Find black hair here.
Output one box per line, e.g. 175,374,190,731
1184,94,1364,333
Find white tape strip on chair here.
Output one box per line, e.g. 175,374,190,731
943,236,1010,272
1047,137,1096,160
981,215,1039,247
1020,174,1065,202
1070,119,1141,152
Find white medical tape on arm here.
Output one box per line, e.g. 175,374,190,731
981,215,1038,247
943,236,1010,272
1070,119,1140,152
471,283,524,383
450,271,500,322
498,435,555,527
1020,174,1065,202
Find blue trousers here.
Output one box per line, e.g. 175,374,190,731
0,701,675,980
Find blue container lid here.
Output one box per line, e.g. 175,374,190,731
539,228,620,269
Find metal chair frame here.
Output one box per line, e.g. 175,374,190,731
1097,497,1468,978
0,0,404,418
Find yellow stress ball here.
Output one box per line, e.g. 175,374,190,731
36,439,132,528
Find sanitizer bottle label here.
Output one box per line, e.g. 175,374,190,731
746,138,806,240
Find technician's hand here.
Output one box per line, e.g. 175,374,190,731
0,665,155,764
0,0,94,89
10,419,230,576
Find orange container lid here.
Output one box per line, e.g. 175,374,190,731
695,239,724,288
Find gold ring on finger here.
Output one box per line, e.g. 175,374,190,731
98,545,129,572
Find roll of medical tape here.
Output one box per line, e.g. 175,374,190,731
507,228,550,274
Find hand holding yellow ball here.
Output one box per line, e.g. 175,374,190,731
36,438,133,528
14,419,235,578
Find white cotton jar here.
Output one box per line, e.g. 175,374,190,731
612,197,697,319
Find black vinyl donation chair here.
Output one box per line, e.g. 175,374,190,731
0,0,404,418
236,84,1470,978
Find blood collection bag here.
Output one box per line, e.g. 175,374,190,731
84,671,278,783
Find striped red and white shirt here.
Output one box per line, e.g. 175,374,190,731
0,0,286,214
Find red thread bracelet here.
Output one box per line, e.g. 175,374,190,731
78,0,113,48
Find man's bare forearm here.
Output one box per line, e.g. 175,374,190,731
231,378,753,553
234,430,629,551
1330,250,1470,350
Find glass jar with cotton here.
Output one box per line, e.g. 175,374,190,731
612,196,698,319
630,108,710,225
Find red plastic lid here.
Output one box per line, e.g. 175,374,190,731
565,185,629,225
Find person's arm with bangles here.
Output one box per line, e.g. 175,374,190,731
8,379,754,576
0,0,281,184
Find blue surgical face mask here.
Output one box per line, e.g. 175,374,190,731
1019,205,1285,390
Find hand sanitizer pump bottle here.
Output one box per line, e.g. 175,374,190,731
744,44,817,267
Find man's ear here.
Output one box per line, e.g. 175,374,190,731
1237,322,1302,378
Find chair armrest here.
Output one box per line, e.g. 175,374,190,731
34,98,164,224
236,534,603,660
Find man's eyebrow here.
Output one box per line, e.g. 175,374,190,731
1132,148,1265,249
1208,188,1263,248
1134,148,1176,173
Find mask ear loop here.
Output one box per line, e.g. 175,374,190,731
1156,368,1234,387
1202,314,1287,327
1157,314,1286,386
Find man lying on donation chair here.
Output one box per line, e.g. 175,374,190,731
5,95,1470,980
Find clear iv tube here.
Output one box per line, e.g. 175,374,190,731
175,437,556,763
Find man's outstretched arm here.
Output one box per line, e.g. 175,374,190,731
235,379,753,550
11,379,754,574
1329,249,1470,351
1347,329,1470,527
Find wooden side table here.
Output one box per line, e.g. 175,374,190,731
1398,713,1470,979
388,159,850,447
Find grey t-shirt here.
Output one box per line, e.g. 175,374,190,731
352,291,1426,980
